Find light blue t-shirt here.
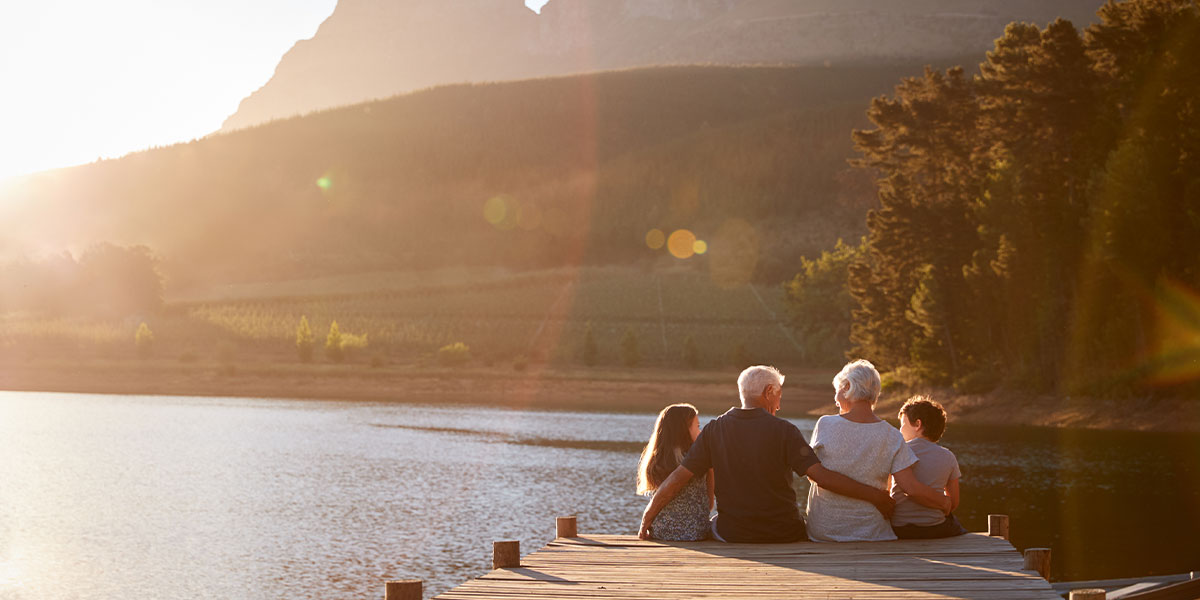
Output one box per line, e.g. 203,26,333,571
890,437,961,526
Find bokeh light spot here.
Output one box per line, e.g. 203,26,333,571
645,229,665,250
316,176,332,191
483,196,508,226
668,229,697,259
693,239,708,255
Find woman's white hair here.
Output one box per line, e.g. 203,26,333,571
738,365,785,407
833,359,881,404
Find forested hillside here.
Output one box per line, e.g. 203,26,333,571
1,63,935,290
786,0,1200,396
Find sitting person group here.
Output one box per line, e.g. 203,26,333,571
637,361,965,543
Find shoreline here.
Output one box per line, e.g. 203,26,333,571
3,359,1197,432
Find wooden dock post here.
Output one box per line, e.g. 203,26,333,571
493,540,520,569
1069,589,1106,600
384,579,422,600
556,515,578,538
1023,547,1051,579
441,532,1062,599
988,514,1010,540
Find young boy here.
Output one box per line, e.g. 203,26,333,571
890,395,968,539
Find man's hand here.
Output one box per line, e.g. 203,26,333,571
870,489,896,520
806,463,895,519
893,467,950,514
637,465,694,540
638,515,654,540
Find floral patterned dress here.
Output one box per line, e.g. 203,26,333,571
648,474,710,541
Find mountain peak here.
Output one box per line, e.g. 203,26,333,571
220,0,1105,132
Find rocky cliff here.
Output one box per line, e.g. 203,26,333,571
220,0,1105,131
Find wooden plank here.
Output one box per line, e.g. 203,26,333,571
433,533,1061,600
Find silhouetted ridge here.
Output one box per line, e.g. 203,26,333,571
221,0,1107,130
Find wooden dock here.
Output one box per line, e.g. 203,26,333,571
428,524,1062,600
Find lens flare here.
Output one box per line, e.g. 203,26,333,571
667,229,697,259
484,195,524,231
1148,278,1200,385
645,229,665,250
693,240,708,255
316,176,332,192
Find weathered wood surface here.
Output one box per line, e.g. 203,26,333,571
436,533,1060,599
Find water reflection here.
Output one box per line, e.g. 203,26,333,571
0,392,1197,600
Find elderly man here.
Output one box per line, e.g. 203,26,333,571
639,365,895,543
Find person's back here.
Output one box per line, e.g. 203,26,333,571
638,365,896,544
891,438,958,525
805,415,914,541
681,406,817,542
890,396,966,539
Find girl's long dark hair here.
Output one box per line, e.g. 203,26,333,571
637,403,698,495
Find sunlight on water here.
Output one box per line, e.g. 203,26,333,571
1,392,1197,599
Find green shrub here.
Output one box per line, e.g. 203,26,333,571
953,370,1000,395
134,322,154,358
296,315,314,362
880,367,921,392
325,320,344,362
341,332,369,360
437,342,471,366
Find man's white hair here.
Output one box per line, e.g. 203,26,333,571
738,365,785,407
833,359,881,404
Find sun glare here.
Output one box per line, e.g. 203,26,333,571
0,1,336,182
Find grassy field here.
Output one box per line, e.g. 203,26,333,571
0,264,806,370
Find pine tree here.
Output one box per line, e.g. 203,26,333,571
325,320,344,363
135,322,154,358
296,316,314,362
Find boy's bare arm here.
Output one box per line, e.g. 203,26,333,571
947,476,960,512
893,467,951,514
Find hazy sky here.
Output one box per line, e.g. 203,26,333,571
0,0,550,183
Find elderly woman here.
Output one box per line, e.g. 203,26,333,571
806,359,951,542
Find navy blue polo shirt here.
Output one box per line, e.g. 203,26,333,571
680,406,820,543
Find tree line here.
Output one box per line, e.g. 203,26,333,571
789,0,1199,395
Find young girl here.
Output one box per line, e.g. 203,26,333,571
637,403,714,541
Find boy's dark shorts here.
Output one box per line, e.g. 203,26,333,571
892,513,968,539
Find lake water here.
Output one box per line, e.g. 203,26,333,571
1,391,1198,599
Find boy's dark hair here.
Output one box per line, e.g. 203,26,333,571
899,395,948,442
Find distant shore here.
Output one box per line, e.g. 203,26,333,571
2,359,1196,432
